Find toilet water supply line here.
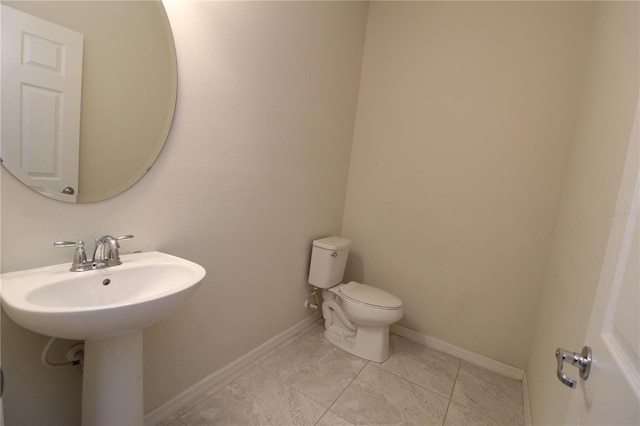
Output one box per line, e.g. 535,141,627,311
304,287,319,310
305,288,357,333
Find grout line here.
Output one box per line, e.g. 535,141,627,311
253,326,364,425
321,359,370,424
332,359,369,408
449,358,462,399
313,408,330,426
253,364,333,426
440,358,462,425
368,360,455,401
522,372,533,426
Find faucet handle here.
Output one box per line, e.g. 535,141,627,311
54,240,89,271
112,235,134,256
112,235,134,260
54,240,84,248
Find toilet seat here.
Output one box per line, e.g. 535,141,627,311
338,281,402,310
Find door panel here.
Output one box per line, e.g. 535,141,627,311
1,4,83,202
565,97,640,425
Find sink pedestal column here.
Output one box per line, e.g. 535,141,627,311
82,331,144,425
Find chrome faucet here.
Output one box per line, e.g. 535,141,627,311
93,235,125,267
54,235,134,272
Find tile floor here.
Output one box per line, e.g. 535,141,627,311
159,322,524,426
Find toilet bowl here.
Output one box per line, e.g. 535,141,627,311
335,281,403,326
308,237,403,362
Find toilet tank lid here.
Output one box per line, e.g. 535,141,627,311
313,236,351,250
339,281,402,309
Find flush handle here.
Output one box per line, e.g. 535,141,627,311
555,346,592,388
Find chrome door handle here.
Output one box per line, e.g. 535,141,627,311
555,346,592,388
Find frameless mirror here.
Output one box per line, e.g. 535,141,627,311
0,0,177,203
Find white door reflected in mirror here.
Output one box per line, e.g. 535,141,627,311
1,5,83,202
0,0,177,203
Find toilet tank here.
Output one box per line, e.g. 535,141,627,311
308,236,351,288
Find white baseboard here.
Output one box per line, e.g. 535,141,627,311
390,324,525,381
144,312,322,426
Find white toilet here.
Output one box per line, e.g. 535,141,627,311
308,236,403,362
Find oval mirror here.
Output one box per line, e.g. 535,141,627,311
0,0,177,203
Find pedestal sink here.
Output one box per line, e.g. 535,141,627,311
1,251,206,425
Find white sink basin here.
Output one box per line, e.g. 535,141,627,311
1,250,206,424
1,251,206,340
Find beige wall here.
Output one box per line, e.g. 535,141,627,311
527,2,639,424
341,1,595,369
0,1,368,424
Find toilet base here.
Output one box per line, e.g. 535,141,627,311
324,324,390,362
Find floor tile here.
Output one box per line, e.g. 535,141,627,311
259,323,367,406
330,364,449,426
444,401,511,426
170,361,258,420
315,410,355,426
162,325,526,426
178,367,326,425
374,334,461,397
451,361,524,425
